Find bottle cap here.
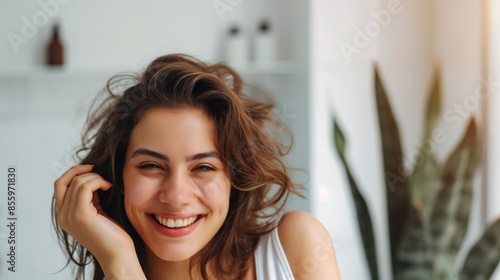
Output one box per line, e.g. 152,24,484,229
259,20,270,33
229,25,239,36
52,23,60,39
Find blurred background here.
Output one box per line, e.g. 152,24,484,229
0,0,499,279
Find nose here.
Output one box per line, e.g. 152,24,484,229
158,168,193,207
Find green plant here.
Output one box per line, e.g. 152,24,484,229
333,66,500,280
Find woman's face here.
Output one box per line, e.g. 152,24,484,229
123,107,231,262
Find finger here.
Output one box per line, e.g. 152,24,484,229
69,172,103,189
92,192,106,216
65,173,110,215
54,165,94,212
70,176,113,217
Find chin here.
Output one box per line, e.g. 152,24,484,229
147,243,201,262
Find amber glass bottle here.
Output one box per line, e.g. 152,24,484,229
47,23,64,65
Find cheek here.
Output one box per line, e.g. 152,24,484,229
123,173,156,209
199,175,231,206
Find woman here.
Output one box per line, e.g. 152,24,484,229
53,54,340,280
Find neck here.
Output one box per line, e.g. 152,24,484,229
146,249,199,280
145,248,255,280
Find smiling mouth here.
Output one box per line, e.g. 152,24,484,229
152,214,201,229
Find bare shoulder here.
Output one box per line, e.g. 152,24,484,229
277,211,329,239
277,211,341,279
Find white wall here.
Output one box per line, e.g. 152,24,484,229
1,0,222,70
487,0,500,218
0,76,104,280
488,0,500,216
487,0,500,277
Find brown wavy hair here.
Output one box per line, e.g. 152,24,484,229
52,54,301,279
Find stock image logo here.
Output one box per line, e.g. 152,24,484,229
7,0,71,53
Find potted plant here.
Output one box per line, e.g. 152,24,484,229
333,66,500,279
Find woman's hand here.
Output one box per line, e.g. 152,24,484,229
54,165,146,280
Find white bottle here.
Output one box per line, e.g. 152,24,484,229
226,25,249,68
254,19,277,67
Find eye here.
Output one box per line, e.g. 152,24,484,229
138,163,163,171
194,165,215,172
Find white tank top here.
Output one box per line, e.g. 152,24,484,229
254,227,295,279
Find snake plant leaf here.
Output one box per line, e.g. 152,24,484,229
423,66,442,140
374,65,410,269
458,218,500,280
333,118,380,280
410,68,442,219
430,118,479,279
409,153,441,221
395,70,443,278
396,138,441,278
394,204,433,280
334,118,346,161
408,146,441,223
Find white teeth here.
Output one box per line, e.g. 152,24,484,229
154,215,198,228
167,219,175,228
174,219,182,227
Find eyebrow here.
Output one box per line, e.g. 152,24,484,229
130,148,220,162
131,148,167,161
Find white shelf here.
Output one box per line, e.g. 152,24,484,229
0,66,131,80
0,61,299,81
